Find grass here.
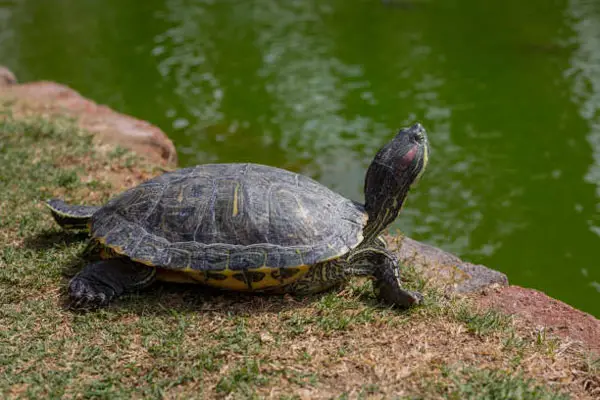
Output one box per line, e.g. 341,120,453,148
455,306,513,337
0,105,597,399
432,367,571,400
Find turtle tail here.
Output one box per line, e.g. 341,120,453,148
46,199,100,231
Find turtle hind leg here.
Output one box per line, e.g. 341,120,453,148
69,259,157,308
46,199,100,230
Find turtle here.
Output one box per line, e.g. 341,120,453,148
47,123,429,308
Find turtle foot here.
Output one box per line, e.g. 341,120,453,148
376,283,423,308
67,259,156,309
69,276,115,308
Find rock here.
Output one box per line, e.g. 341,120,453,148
385,235,509,293
477,286,600,353
0,66,17,86
0,66,177,166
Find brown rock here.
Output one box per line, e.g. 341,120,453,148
386,235,509,293
0,66,177,166
477,286,600,354
0,66,17,86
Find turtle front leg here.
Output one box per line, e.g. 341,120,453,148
69,258,156,308
348,248,422,308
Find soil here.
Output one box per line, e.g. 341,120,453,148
478,286,600,354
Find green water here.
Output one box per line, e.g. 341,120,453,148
1,0,599,317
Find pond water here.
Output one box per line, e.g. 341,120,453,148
1,0,599,317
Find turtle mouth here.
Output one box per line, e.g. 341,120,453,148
411,123,427,143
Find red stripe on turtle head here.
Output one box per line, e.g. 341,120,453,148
394,144,418,173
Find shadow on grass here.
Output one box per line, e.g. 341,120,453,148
23,228,89,250
60,281,320,317
57,271,405,319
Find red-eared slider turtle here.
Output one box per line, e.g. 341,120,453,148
47,123,429,308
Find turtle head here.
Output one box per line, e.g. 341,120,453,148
363,123,429,240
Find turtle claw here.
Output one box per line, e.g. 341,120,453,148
68,276,114,309
405,290,423,306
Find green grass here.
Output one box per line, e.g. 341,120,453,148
455,306,514,337
283,288,381,336
216,359,269,396
341,367,570,400
0,109,592,399
436,368,570,400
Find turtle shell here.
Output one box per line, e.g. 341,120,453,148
91,164,367,289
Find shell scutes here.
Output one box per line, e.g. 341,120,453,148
91,163,368,271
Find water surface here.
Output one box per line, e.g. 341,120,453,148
1,0,599,316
